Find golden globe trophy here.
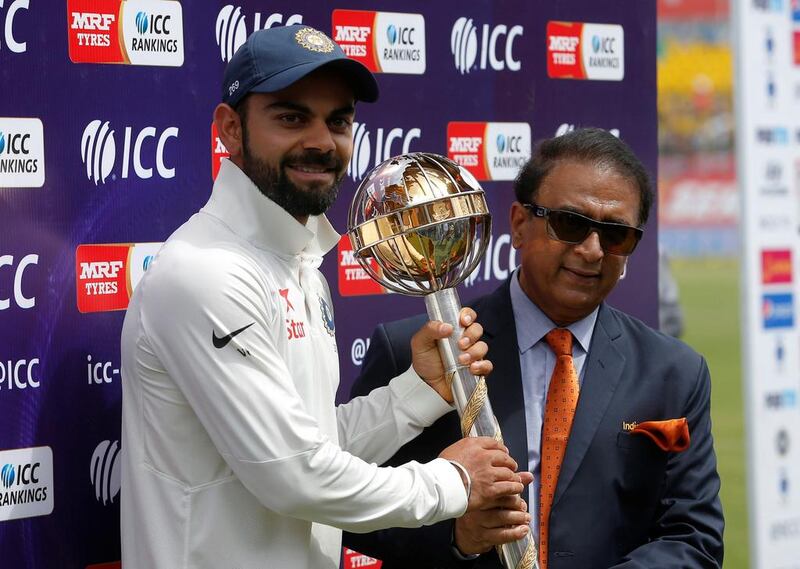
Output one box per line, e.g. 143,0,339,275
347,153,537,569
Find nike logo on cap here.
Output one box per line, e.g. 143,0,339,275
212,322,255,349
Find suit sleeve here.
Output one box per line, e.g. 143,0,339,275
139,253,467,533
344,320,483,568
610,356,724,568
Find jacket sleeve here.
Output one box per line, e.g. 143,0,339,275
139,251,467,533
344,319,483,567
610,356,724,568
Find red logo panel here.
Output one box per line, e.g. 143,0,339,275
211,123,229,180
762,249,793,284
76,244,130,313
343,548,382,569
332,10,379,72
337,236,386,297
547,21,584,79
447,122,488,180
68,0,126,64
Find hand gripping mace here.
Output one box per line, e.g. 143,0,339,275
347,153,537,569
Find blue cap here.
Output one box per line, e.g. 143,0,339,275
222,25,379,107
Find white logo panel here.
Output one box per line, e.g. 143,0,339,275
0,117,45,188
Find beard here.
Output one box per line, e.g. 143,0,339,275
240,128,345,219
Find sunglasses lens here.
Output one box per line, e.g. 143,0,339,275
547,211,591,242
544,208,642,255
600,226,641,255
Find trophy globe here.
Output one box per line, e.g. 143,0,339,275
348,153,537,569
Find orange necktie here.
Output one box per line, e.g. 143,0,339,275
539,328,580,569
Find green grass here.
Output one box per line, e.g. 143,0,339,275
671,257,748,568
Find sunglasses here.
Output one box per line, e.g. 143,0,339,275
522,203,643,256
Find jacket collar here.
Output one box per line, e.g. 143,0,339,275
202,159,340,259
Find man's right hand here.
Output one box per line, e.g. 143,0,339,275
439,437,529,512
454,491,532,555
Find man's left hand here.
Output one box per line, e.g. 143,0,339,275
411,308,491,404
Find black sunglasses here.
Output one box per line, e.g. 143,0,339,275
522,203,643,256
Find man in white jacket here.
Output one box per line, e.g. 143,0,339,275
120,25,531,569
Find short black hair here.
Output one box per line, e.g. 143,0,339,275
513,128,653,226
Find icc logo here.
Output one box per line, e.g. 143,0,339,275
0,253,38,310
90,440,121,505
0,0,28,54
81,119,179,185
496,134,523,154
450,17,522,74
215,5,303,62
348,122,421,181
387,24,415,45
592,35,616,54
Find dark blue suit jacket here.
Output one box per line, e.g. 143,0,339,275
344,279,724,568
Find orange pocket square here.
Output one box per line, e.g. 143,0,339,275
631,418,690,452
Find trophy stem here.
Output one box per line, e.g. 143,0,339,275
424,288,538,569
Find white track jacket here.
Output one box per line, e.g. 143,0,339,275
120,159,466,569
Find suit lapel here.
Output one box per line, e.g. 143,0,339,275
470,280,530,503
553,304,626,506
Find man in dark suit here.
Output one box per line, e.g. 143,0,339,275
344,129,724,568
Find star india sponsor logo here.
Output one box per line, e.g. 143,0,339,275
348,122,421,181
0,0,30,54
215,4,303,62
0,446,53,521
68,0,184,67
80,119,179,184
90,440,121,505
447,121,531,181
75,243,161,313
332,9,426,74
0,117,45,188
450,17,522,74
547,21,624,81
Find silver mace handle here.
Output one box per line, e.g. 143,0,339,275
425,288,538,569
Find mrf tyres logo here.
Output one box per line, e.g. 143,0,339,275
0,446,53,521
332,9,426,74
80,119,178,184
450,17,522,74
337,236,386,297
447,122,530,181
348,122,421,181
90,440,121,505
547,21,624,81
215,5,303,62
68,0,184,66
1,0,29,54
75,243,161,313
0,117,45,188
